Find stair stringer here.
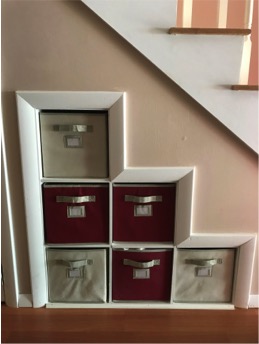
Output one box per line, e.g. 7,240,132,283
82,0,258,154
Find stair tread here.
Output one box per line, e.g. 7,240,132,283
231,85,259,91
168,27,251,35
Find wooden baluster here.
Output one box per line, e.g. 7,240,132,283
248,0,258,85
244,0,254,28
217,0,228,28
179,0,193,28
239,0,254,84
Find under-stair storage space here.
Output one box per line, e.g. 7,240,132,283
113,184,176,243
39,111,109,178
15,92,256,309
173,248,236,303
112,249,173,302
43,184,109,244
46,249,107,303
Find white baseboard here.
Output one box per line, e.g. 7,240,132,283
18,294,33,307
17,293,258,309
248,295,259,308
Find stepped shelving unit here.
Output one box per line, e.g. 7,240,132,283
16,91,256,309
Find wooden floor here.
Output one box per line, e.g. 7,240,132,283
1,304,258,343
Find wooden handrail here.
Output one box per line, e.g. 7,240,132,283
168,27,252,35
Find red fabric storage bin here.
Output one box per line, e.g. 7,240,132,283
43,184,109,243
112,249,173,301
113,184,176,242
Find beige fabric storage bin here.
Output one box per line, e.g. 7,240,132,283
47,249,107,303
174,249,235,303
40,112,108,178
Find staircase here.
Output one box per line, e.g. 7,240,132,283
81,0,258,153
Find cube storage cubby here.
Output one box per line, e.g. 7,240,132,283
43,184,109,244
47,249,107,303
173,248,236,303
113,184,176,242
112,249,173,301
40,111,109,178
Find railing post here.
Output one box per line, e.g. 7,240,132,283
217,0,228,28
181,0,193,28
239,0,254,84
249,0,258,85
239,37,252,84
244,0,254,28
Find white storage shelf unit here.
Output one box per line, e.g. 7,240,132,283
16,91,256,309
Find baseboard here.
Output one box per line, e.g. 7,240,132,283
1,283,5,302
17,294,259,309
18,294,33,307
248,295,259,308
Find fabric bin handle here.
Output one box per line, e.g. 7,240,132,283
53,124,93,132
56,259,93,269
123,259,160,269
124,195,162,203
56,196,96,203
185,258,223,266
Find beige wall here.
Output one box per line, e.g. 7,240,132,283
2,0,258,295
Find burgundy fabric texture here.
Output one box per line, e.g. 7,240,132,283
43,184,109,243
113,185,176,242
112,250,173,301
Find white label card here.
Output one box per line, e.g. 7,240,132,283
67,268,83,279
133,269,150,279
196,267,213,277
134,205,152,217
67,206,86,218
64,135,83,148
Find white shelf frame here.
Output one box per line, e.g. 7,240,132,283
15,91,256,309
46,302,235,310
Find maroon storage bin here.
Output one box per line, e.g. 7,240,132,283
113,184,176,242
112,249,173,301
43,184,109,243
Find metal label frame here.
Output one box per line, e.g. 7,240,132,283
134,204,153,217
195,266,213,277
67,205,86,218
66,267,84,279
64,135,83,148
133,268,150,279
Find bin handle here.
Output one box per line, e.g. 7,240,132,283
124,195,162,203
53,124,93,133
185,258,222,266
123,259,160,269
56,196,96,203
56,259,93,269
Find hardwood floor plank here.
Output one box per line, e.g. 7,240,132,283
1,305,258,343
